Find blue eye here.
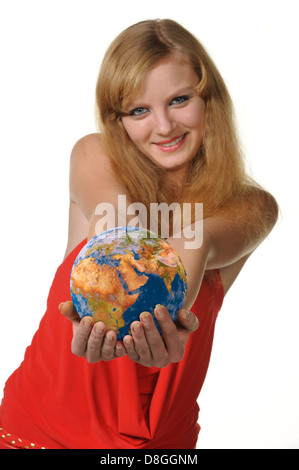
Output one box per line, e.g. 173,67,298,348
129,107,148,116
171,95,190,105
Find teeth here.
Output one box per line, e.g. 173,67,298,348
160,134,185,147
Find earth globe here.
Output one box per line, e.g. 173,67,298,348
70,226,188,340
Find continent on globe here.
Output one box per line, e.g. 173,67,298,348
70,227,188,339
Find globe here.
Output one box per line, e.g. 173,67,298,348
70,226,188,340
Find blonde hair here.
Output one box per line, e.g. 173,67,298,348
95,19,270,234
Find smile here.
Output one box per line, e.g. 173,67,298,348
154,133,187,152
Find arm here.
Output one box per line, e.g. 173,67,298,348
169,189,278,308
123,189,278,366
61,135,278,367
203,189,278,269
59,135,200,366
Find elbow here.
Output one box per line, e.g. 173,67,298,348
261,190,279,234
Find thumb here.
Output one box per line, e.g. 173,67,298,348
177,308,199,332
59,301,80,323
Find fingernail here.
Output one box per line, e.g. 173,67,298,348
132,322,142,334
82,316,93,327
94,322,104,335
124,336,132,345
155,304,166,319
182,309,191,320
140,312,151,325
106,332,115,342
58,302,64,312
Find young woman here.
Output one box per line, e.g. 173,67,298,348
0,19,278,449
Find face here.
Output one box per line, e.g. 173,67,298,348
121,56,205,179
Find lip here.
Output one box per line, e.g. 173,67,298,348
155,133,186,145
154,133,187,152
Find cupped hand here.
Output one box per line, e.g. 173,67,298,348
123,304,199,368
60,302,199,367
59,301,127,363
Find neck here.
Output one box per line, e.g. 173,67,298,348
162,166,190,202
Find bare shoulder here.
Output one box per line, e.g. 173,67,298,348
69,133,124,220
70,133,113,196
64,133,126,259
70,133,110,169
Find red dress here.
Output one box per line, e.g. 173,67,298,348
0,239,223,449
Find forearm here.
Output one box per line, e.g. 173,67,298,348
169,189,278,309
204,189,278,269
168,218,257,310
168,234,210,310
203,215,257,270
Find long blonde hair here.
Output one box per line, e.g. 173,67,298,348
95,19,267,232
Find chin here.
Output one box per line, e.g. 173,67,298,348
160,156,191,171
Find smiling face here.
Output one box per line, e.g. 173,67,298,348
121,55,205,182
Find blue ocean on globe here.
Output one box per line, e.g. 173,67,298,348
70,226,188,340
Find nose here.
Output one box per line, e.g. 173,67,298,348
153,108,175,136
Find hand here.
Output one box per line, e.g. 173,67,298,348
59,301,127,363
123,304,199,368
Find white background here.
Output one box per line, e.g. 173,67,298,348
0,0,298,449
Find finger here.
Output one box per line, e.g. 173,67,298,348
71,316,94,357
154,305,184,363
177,309,199,332
140,312,167,363
100,330,117,361
123,335,139,362
115,340,127,358
59,301,80,323
85,322,106,363
154,304,179,338
176,309,199,346
130,321,152,365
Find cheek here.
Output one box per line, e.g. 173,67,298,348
122,121,135,142
178,100,205,133
195,113,205,139
189,102,205,130
122,121,150,146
